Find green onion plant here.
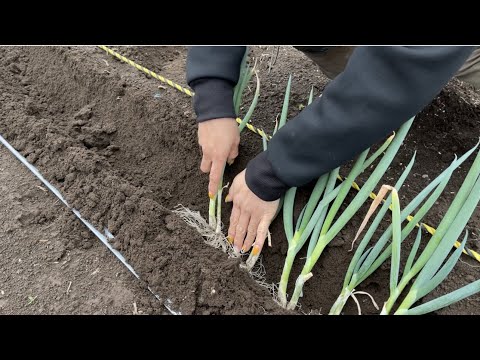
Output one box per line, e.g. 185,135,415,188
208,48,261,236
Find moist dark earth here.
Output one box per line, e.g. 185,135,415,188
0,46,479,315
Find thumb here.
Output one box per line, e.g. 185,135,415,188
227,143,239,165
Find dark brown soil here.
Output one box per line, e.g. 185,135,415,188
0,146,166,314
0,45,479,315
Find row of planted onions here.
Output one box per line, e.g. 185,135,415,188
185,49,480,315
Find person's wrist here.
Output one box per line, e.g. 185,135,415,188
245,151,289,201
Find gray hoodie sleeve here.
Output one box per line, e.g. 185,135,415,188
187,46,474,201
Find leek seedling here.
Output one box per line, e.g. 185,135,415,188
286,118,414,310
276,82,398,308
278,85,334,306
330,140,479,315
383,145,480,314
398,278,480,315
244,128,270,271
244,76,292,271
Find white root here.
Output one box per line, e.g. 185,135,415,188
352,290,380,310
244,253,278,298
174,204,278,305
303,308,322,315
350,292,362,315
348,289,380,315
173,204,235,257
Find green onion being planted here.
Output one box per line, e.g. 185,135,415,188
208,48,261,235
383,142,480,315
330,140,480,314
245,75,292,271
284,118,414,310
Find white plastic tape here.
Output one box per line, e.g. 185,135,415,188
0,133,179,315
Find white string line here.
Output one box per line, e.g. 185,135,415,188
0,133,179,315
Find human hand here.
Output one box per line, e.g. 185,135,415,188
198,118,240,198
226,169,280,255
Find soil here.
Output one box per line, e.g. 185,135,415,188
0,146,166,314
0,45,479,315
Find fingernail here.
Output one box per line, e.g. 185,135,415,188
227,236,234,244
225,195,231,203
233,246,240,254
208,192,215,200
241,245,247,253
227,159,234,166
252,245,260,256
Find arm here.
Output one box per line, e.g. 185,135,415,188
227,46,474,256
246,46,475,201
186,46,247,122
186,46,247,197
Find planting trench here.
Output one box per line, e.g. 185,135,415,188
0,46,479,314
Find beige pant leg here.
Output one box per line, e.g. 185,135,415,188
299,46,355,80
301,46,480,90
455,47,480,89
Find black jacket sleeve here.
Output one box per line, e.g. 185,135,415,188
247,46,474,200
186,46,247,122
187,46,475,202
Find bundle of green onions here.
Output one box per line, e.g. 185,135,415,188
222,72,479,315
383,140,480,315
329,140,480,315
276,99,411,308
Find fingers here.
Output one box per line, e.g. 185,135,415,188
242,217,260,253
208,160,225,197
227,142,239,165
233,212,250,252
224,169,274,257
252,220,270,257
228,204,240,243
200,155,212,174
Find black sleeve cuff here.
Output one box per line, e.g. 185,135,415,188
245,151,290,201
190,78,237,122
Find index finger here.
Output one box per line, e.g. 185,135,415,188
252,220,270,257
208,160,225,198
245,220,270,271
